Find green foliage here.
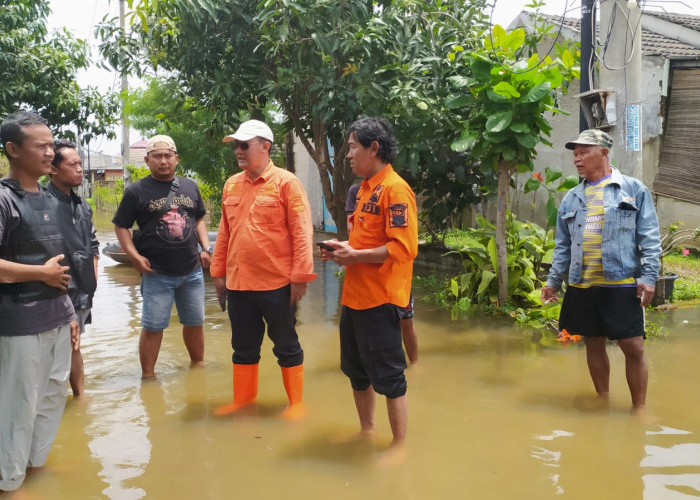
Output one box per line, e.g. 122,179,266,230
523,167,579,227
0,0,118,144
446,212,554,306
672,278,700,302
446,25,577,171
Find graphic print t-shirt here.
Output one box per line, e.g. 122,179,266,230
112,176,206,276
570,174,635,288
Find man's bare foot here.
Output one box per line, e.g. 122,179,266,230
378,441,406,467
141,372,156,381
331,429,376,444
190,361,207,368
573,393,609,412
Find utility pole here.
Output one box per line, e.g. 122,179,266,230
579,0,595,132
599,0,644,179
119,0,131,187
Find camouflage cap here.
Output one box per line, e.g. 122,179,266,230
565,129,613,150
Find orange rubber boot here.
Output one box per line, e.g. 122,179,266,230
281,364,307,420
214,363,258,416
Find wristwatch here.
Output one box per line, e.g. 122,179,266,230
204,245,214,255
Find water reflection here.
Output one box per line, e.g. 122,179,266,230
12,225,700,499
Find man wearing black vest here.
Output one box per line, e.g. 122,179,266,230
113,135,212,379
0,111,79,493
48,140,99,398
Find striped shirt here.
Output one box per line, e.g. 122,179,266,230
570,174,636,288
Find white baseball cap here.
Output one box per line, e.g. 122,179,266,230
222,119,274,144
146,134,177,153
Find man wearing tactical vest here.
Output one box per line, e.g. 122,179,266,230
48,140,100,398
0,111,79,493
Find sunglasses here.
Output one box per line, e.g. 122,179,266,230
233,141,263,150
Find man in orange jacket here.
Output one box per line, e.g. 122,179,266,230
320,117,418,457
210,119,316,420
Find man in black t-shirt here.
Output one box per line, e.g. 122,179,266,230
113,135,212,379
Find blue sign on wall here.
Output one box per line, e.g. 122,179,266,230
626,104,641,151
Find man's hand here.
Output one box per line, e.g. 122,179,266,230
130,254,154,274
42,254,71,290
213,277,226,303
290,282,307,305
637,282,655,307
319,240,357,266
70,320,80,351
200,251,212,270
540,285,559,304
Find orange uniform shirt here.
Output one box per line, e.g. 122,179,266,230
342,164,418,310
210,161,317,290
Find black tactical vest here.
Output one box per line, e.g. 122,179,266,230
0,179,67,303
47,181,97,309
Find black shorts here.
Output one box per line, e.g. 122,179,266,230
339,304,407,399
559,286,645,340
397,294,414,320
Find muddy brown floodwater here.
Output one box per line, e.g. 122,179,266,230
13,225,700,500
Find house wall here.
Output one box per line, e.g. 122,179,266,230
292,136,324,229
514,53,700,234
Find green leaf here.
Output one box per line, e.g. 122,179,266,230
471,59,492,81
509,122,530,134
504,29,525,52
492,81,521,99
519,82,552,104
487,237,498,271
546,195,558,228
544,166,562,184
492,25,507,49
477,270,497,296
445,94,475,109
558,175,580,190
562,49,574,69
524,177,542,193
485,111,513,133
451,129,478,152
515,133,538,149
450,277,459,299
447,75,475,88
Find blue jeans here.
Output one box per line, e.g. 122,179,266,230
140,268,204,331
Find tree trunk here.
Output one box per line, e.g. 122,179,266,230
284,110,353,239
496,159,511,306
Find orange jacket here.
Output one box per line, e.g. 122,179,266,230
342,164,418,310
210,161,317,290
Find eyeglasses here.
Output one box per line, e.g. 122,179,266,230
233,141,264,150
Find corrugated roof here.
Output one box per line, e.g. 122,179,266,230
537,12,700,58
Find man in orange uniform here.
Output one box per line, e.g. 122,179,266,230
320,117,417,453
210,119,316,420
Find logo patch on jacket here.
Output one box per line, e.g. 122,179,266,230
389,203,408,227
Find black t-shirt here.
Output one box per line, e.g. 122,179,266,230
112,176,206,276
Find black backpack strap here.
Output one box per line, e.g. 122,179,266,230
161,177,180,213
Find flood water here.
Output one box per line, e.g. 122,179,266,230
14,222,700,499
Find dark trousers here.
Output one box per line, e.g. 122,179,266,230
227,285,303,367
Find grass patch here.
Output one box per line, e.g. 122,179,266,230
664,249,700,302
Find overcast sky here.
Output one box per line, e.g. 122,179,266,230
47,0,697,156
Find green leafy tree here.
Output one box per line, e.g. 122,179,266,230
0,0,118,143
97,0,499,237
446,25,578,305
126,77,237,215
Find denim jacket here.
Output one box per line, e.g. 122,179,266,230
546,168,661,290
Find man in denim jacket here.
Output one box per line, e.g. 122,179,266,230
541,129,660,409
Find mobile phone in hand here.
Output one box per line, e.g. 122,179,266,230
316,241,336,252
